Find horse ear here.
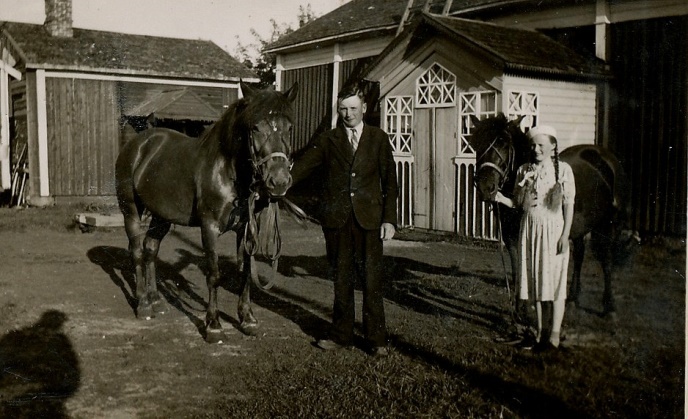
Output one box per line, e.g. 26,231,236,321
240,81,257,99
511,115,526,131
469,115,482,129
283,82,299,102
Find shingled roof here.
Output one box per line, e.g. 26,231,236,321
1,21,257,82
266,0,548,52
420,14,609,78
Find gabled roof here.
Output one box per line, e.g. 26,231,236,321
124,88,221,121
363,13,608,82
266,0,406,52
0,21,258,82
266,0,559,53
420,14,609,78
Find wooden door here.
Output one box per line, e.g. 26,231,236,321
434,107,457,231
413,109,431,229
413,107,457,231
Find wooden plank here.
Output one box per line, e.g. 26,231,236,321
434,107,457,232
413,109,431,229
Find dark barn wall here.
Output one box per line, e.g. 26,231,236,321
46,77,119,196
609,16,687,236
283,63,333,152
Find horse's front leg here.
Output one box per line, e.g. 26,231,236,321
139,216,171,319
201,224,226,343
567,236,585,310
591,231,617,318
236,230,258,336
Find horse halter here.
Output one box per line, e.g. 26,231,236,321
475,132,515,190
246,124,292,185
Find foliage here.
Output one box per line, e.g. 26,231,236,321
233,4,318,88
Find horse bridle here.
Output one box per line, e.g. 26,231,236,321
474,132,515,190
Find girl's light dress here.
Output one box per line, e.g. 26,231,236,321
515,161,575,301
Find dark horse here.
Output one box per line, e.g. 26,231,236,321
468,114,638,318
115,82,298,342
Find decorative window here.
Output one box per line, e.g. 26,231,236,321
385,96,413,154
506,91,539,131
416,63,456,108
458,91,498,157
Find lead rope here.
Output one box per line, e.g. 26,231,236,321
243,191,282,290
494,202,517,324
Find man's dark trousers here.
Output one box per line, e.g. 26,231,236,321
323,213,385,348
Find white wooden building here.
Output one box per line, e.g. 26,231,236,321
363,14,608,237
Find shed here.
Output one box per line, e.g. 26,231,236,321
361,13,609,235
0,0,258,206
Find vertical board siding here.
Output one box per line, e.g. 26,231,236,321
283,63,332,151
609,16,687,236
47,78,119,196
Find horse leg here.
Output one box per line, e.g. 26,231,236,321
591,231,617,317
567,236,585,309
139,216,171,318
236,230,258,336
201,224,227,343
122,210,146,315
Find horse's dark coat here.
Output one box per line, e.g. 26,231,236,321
469,114,636,317
115,82,298,340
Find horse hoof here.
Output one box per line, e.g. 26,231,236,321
137,303,154,320
240,321,259,336
603,311,618,322
151,299,168,315
204,328,226,344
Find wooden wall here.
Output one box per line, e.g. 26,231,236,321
283,63,333,152
504,75,597,151
46,78,120,196
608,16,687,236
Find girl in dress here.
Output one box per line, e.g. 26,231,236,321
495,125,575,351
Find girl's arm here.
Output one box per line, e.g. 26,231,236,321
494,191,515,208
557,202,574,254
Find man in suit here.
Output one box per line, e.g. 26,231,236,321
290,83,398,357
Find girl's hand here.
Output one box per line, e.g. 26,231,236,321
494,192,515,208
557,235,569,254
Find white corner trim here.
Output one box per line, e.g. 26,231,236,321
36,69,50,197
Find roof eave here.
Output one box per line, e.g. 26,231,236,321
506,63,612,81
449,0,534,16
265,24,398,54
23,62,260,83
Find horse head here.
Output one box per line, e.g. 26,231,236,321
467,113,527,202
234,82,299,198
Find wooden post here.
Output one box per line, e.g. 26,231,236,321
0,47,22,190
442,0,454,16
397,0,415,36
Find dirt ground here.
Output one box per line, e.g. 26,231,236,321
0,206,684,418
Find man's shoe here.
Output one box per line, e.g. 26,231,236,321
371,346,389,357
533,341,557,354
315,339,346,351
516,335,537,351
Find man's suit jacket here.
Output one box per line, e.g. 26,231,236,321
291,124,398,230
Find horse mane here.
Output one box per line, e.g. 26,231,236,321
197,87,295,156
470,113,506,153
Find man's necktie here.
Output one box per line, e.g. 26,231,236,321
349,128,358,152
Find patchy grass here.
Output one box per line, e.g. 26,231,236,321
0,204,683,418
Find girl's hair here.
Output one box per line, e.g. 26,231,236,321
550,135,560,183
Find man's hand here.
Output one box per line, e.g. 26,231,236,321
380,223,395,241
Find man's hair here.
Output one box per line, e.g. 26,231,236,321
337,82,366,101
